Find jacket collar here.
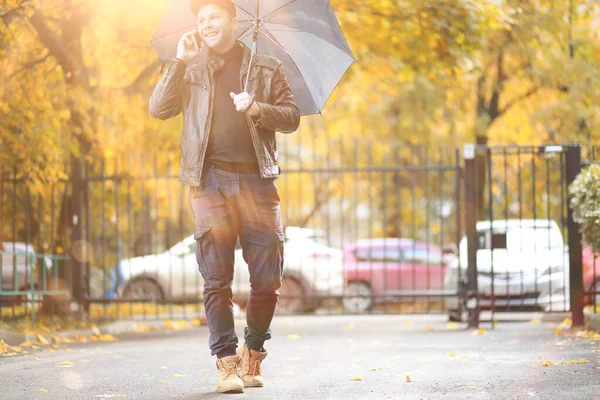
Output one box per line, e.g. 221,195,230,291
207,41,254,75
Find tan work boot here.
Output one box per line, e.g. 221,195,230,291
238,344,267,387
216,355,244,393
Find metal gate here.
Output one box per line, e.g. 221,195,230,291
461,144,586,327
1,142,595,324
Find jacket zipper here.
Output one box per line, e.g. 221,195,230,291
198,66,214,186
240,61,265,178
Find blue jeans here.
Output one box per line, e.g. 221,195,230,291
189,165,285,358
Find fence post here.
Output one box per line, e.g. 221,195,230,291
70,156,84,303
566,145,584,327
464,144,479,328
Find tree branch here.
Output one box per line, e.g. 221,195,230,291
498,86,539,116
7,52,51,79
27,8,70,72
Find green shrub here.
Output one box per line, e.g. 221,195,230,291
569,164,600,253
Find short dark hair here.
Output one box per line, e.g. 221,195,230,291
190,0,236,18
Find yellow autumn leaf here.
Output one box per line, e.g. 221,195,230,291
402,321,413,327
58,361,73,366
288,334,301,340
539,361,555,366
552,328,561,335
446,322,459,329
448,352,457,357
425,326,436,332
345,322,355,331
91,325,102,336
529,318,540,324
39,389,47,393
37,335,50,345
173,373,187,377
406,375,412,382
350,377,363,381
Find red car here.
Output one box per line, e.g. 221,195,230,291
583,245,600,305
342,238,452,312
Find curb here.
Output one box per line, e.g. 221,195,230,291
583,308,600,332
0,317,208,346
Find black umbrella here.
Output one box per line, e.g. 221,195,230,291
151,0,355,116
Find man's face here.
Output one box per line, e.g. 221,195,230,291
196,4,238,53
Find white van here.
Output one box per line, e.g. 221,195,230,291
444,219,570,320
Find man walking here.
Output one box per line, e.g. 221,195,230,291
149,0,300,393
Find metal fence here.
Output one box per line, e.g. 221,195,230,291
1,141,596,326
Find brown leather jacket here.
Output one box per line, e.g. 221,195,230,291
149,41,300,186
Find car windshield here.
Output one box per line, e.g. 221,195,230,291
508,228,562,250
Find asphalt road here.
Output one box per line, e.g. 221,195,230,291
1,314,599,400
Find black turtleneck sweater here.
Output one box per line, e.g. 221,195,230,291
205,43,258,170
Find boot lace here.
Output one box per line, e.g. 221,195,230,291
222,361,238,376
249,359,262,376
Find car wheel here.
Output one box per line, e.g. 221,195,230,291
343,282,373,313
122,278,164,302
277,277,305,314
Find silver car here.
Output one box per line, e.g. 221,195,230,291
445,219,570,321
112,227,344,313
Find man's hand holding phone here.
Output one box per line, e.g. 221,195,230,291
176,31,203,63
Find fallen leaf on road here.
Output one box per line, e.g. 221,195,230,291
173,373,187,377
19,341,35,347
350,377,362,381
132,325,157,333
402,321,412,327
90,334,117,342
406,376,411,382
370,366,384,371
37,335,50,345
92,325,102,336
39,389,47,393
143,374,150,377
425,326,436,332
446,322,459,330
561,359,587,365
538,361,556,366
558,318,572,329
345,322,355,331
448,352,457,357
530,318,540,324
58,361,73,367
288,334,301,340
552,328,561,335
471,328,486,335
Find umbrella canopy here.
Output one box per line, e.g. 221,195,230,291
151,0,355,116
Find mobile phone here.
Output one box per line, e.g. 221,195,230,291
192,31,203,50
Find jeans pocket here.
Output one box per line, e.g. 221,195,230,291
195,227,220,278
274,233,285,280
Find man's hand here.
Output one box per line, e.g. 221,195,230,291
176,31,202,63
230,92,260,116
